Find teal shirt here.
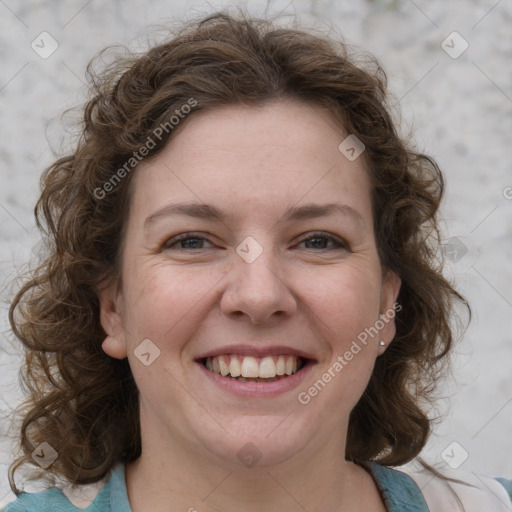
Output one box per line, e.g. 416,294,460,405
4,462,512,511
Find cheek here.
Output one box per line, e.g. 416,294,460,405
298,267,381,413
295,261,382,339
122,263,220,348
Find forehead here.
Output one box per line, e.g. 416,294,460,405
129,99,373,228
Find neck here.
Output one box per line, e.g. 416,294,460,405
125,424,384,512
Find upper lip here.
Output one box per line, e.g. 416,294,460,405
195,344,317,362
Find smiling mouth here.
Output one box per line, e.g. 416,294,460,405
200,354,307,382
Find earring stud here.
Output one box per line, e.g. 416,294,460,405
379,340,386,347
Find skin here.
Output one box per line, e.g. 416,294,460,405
99,98,401,512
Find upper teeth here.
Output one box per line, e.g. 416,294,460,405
205,355,301,378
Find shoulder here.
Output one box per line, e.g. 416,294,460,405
365,461,512,511
3,464,131,512
3,487,74,512
375,461,512,512
364,461,430,511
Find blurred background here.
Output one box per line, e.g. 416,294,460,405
1,0,511,506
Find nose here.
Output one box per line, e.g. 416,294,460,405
220,240,297,324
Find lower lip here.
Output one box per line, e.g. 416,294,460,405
197,360,315,398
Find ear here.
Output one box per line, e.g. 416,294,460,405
378,269,402,347
98,281,127,360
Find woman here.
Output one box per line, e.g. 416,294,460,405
5,11,511,512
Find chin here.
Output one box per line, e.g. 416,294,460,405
195,418,311,469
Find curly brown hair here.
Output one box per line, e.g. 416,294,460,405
8,10,469,493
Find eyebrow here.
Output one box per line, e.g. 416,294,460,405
144,201,365,229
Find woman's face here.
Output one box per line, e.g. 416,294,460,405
100,99,400,468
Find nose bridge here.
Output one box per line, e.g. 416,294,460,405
220,234,296,323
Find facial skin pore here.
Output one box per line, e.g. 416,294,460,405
99,99,401,512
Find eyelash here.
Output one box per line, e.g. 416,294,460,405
162,231,350,251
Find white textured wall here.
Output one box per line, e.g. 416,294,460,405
1,0,511,506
